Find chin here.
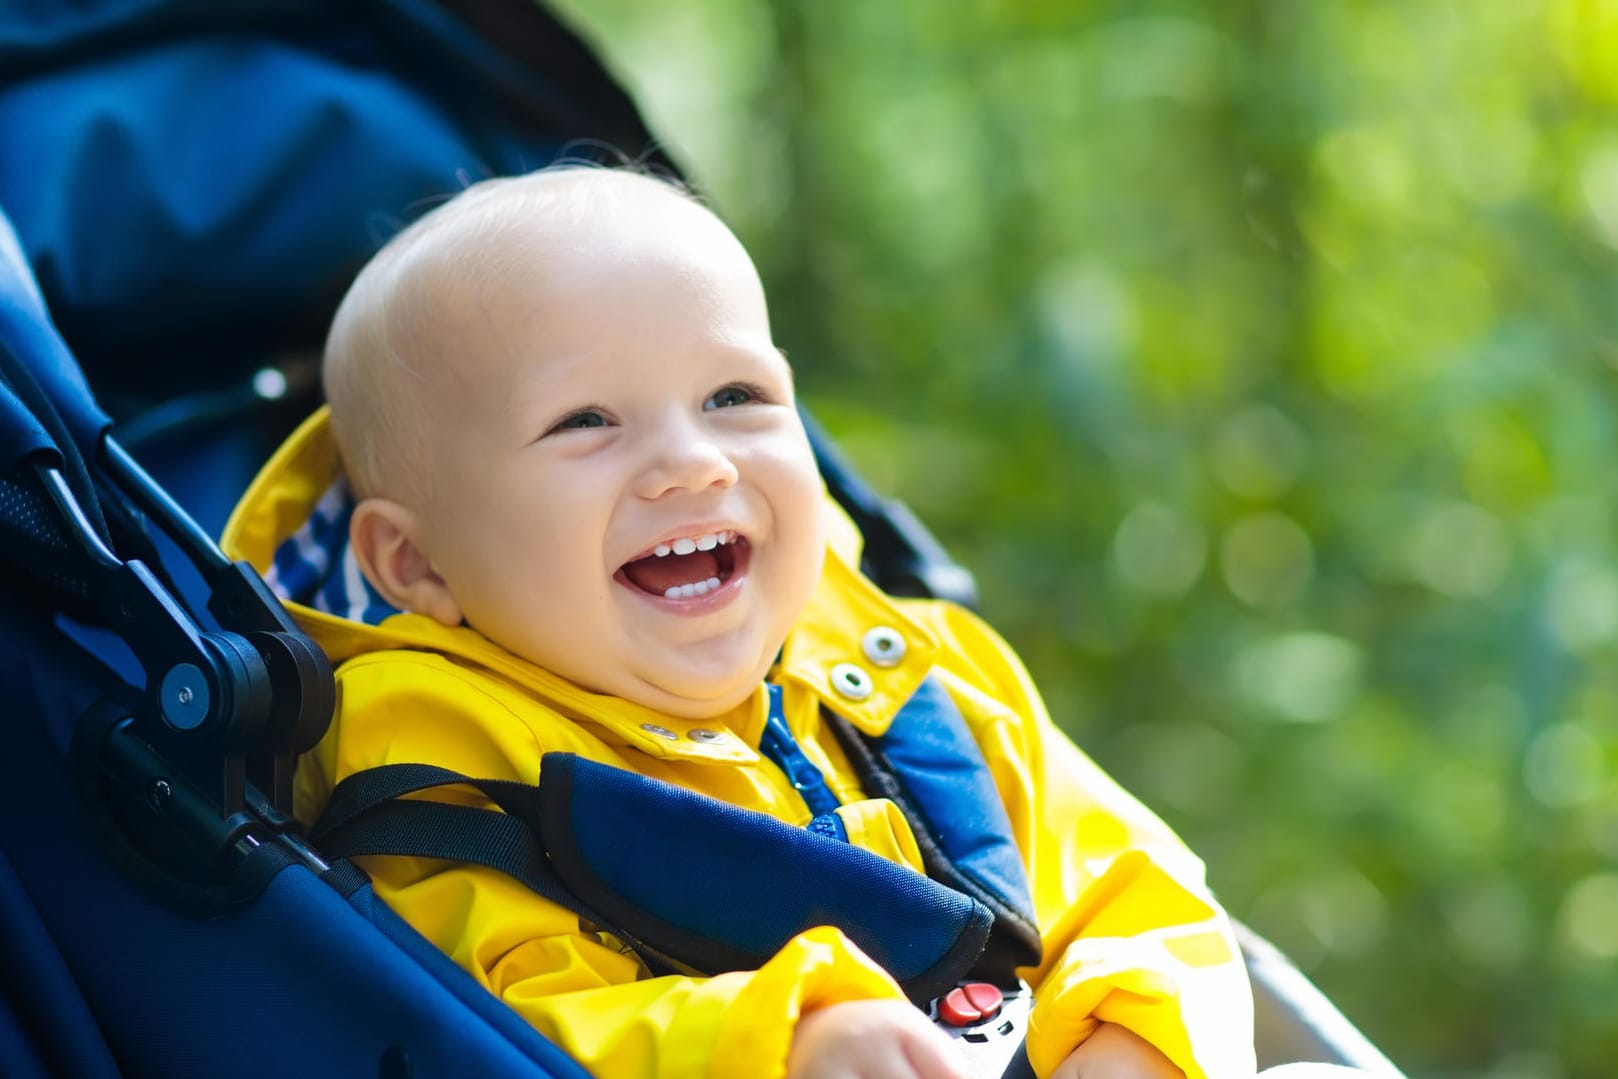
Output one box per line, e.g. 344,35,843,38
651,678,757,721
634,658,765,720
641,636,776,715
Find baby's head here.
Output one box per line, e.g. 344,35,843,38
325,168,827,719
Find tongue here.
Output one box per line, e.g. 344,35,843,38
623,550,720,594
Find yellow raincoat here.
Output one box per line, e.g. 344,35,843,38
222,408,1257,1079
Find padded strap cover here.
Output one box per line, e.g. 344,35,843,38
314,753,995,1004
828,674,1042,982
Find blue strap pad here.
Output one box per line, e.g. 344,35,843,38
536,753,993,1004
828,675,1043,978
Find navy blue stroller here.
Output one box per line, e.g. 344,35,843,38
0,3,1402,1076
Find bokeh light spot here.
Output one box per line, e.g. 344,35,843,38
1111,501,1207,598
1449,407,1552,512
1039,260,1137,376
1406,500,1510,599
1095,17,1229,104
1235,632,1364,723
1210,406,1306,500
1546,561,1618,653
1415,761,1508,857
1220,512,1314,607
1315,126,1416,218
1524,722,1606,808
1579,141,1618,248
1248,869,1388,971
1556,873,1618,960
1443,876,1530,968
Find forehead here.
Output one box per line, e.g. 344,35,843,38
400,171,745,302
476,181,761,327
502,176,756,296
410,173,775,399
448,171,741,266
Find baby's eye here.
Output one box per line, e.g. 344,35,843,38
705,384,760,410
548,409,609,435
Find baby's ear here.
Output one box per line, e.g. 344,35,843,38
349,498,464,627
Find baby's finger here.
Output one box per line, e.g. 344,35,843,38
899,1021,972,1079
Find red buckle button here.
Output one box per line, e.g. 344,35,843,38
937,982,1004,1028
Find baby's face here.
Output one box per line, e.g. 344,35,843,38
406,184,826,718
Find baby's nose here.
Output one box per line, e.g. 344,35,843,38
637,438,739,499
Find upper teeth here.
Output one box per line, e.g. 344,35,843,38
652,531,735,558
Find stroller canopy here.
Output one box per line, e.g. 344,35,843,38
1,0,662,409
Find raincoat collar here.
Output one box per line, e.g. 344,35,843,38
222,407,941,763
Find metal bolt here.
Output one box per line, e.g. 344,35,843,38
830,662,874,701
862,626,907,668
147,778,174,813
159,664,209,731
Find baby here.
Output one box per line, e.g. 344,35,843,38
226,167,1289,1079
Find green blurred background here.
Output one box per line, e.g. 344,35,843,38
546,2,1618,1076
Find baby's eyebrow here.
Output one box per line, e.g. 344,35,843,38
774,348,798,387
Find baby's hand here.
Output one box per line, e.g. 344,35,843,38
1050,1022,1186,1079
786,999,969,1079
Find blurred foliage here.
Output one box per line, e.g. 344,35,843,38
547,1,1618,1075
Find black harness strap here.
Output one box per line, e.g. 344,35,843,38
309,763,600,924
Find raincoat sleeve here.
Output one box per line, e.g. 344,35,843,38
923,602,1257,1079
298,652,907,1079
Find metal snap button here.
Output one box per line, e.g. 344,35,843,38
639,723,678,740
861,626,906,668
687,728,725,743
830,662,873,701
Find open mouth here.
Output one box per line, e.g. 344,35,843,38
616,530,750,600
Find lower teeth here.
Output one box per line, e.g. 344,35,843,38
664,576,724,600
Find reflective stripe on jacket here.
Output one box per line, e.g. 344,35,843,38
222,408,1257,1079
